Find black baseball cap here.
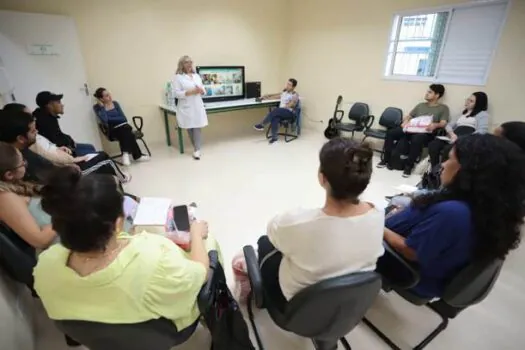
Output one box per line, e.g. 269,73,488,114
36,91,63,108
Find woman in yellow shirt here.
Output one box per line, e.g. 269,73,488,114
33,166,220,344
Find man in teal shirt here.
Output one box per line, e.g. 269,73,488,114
378,84,450,177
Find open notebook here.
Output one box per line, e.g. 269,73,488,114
133,197,172,233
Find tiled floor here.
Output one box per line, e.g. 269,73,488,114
35,132,525,349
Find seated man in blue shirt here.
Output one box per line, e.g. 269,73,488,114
253,78,299,144
379,134,525,298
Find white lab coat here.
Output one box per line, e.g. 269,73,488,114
173,73,208,129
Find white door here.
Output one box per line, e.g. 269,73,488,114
0,10,101,148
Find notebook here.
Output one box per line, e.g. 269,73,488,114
133,197,172,234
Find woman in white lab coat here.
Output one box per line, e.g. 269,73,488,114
173,55,208,160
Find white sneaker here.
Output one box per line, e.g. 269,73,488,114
135,155,150,162
121,153,131,166
192,150,201,160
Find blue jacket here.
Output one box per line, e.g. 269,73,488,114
93,101,128,125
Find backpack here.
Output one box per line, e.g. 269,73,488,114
389,138,410,170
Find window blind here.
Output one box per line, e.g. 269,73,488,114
436,1,508,85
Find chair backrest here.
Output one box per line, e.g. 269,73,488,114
379,107,403,129
283,271,381,340
347,102,370,124
442,258,504,308
0,223,36,291
55,318,189,350
55,251,220,350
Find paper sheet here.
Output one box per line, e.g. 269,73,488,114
83,153,99,162
133,197,172,226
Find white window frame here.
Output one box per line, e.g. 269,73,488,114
383,0,511,86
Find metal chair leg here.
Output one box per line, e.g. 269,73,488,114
339,336,352,350
139,138,152,156
413,311,448,350
247,293,264,350
362,317,401,350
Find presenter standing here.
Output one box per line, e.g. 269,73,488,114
173,55,208,160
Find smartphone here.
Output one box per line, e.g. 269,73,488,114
173,205,190,232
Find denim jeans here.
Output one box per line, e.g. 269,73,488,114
262,108,295,140
75,143,97,156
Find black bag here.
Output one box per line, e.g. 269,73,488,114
420,164,442,190
199,254,255,350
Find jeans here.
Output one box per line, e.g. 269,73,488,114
75,143,97,156
383,127,433,169
261,108,295,140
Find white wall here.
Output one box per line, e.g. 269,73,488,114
0,10,101,148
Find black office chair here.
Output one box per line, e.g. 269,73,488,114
243,245,381,350
265,100,302,143
55,251,220,350
335,102,373,139
363,242,504,350
362,107,403,157
0,223,37,296
97,115,152,164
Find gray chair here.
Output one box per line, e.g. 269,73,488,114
243,245,381,350
362,107,403,157
363,242,504,350
335,102,373,139
55,251,220,350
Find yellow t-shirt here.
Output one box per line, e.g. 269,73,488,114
34,232,218,331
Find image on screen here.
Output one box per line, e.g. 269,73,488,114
197,66,245,102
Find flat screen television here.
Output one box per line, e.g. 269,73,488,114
196,66,245,102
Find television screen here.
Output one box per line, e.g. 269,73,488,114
196,66,245,102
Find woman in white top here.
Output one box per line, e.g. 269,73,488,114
428,92,489,168
257,138,385,310
173,56,208,160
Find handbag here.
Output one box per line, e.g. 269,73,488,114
199,252,255,350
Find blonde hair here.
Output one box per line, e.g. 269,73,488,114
176,55,195,75
0,180,41,197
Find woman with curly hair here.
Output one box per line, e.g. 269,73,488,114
383,134,525,298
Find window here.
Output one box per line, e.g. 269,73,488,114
385,1,509,85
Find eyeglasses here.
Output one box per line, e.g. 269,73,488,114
12,159,28,170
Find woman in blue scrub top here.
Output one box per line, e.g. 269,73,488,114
382,134,525,298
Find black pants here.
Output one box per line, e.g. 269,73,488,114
257,236,287,312
428,139,453,168
384,127,433,168
110,124,142,160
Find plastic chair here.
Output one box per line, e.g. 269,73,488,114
265,99,303,142
335,102,373,139
362,107,403,157
55,251,220,350
0,223,37,296
363,242,504,350
243,245,381,350
96,113,152,163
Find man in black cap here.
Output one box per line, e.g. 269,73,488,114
33,91,97,156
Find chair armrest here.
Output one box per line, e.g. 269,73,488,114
243,245,265,309
132,116,144,131
378,241,420,290
334,110,344,122
365,115,375,129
